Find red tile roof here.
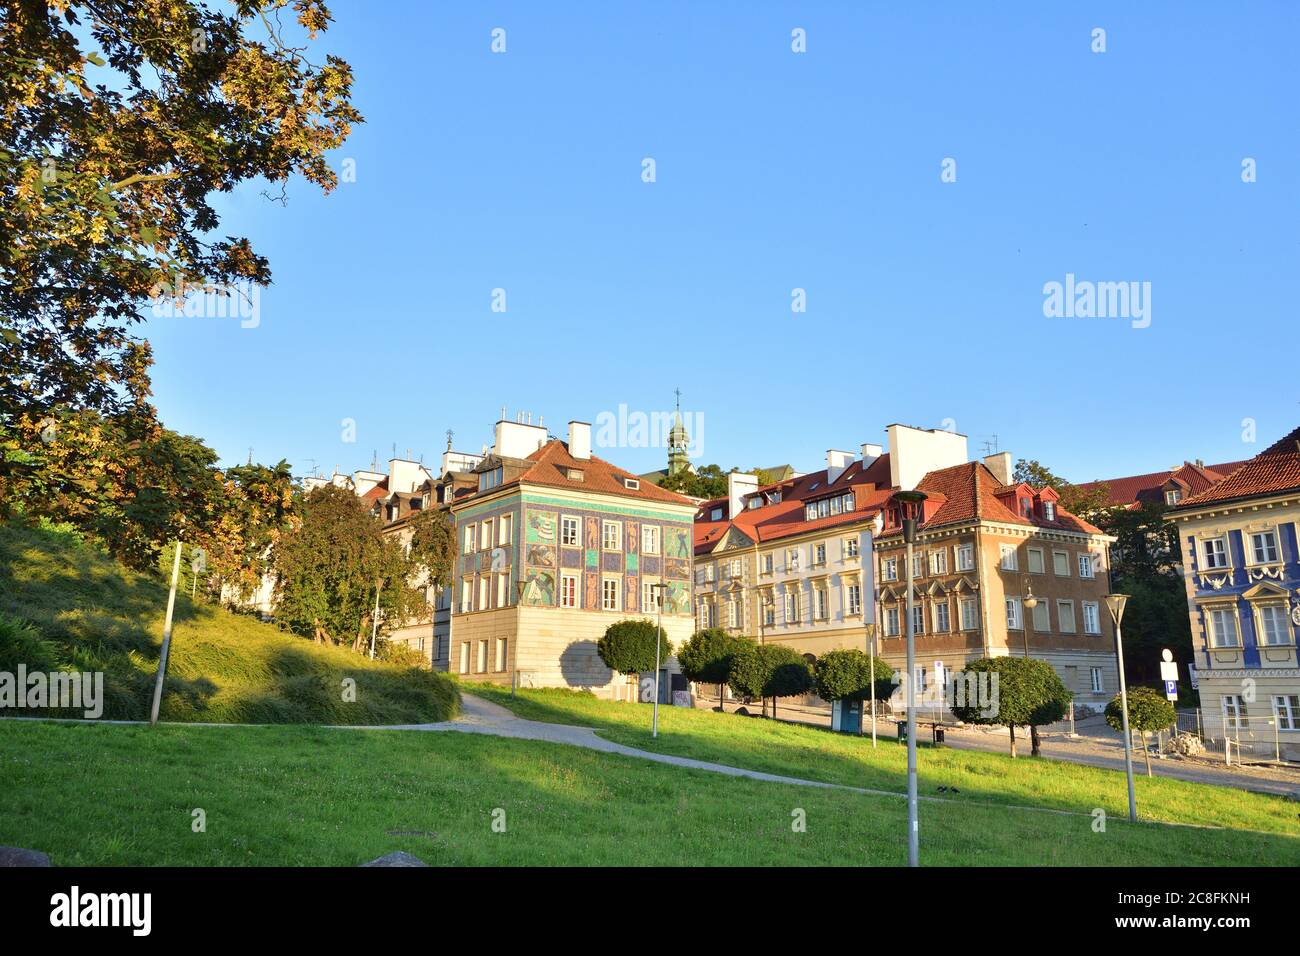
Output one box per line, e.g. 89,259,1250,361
1076,460,1248,509
1176,427,1300,507
456,439,696,509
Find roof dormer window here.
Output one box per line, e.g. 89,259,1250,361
623,477,640,490
1043,501,1056,521
1164,489,1182,505
566,468,584,482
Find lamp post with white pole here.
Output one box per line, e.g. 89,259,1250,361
895,489,928,867
1105,593,1137,823
866,621,878,746
652,583,666,738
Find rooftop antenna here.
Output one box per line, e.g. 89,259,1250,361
370,449,379,472
979,434,1001,456
500,406,507,421
445,429,454,451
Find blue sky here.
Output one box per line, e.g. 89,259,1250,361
141,1,1300,484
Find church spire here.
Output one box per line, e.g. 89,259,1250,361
668,387,690,476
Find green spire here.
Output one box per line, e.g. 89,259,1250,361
668,388,689,476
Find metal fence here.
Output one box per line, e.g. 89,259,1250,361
1174,709,1288,764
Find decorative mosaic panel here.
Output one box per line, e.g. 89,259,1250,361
521,569,555,606
526,544,556,568
664,527,690,559
525,509,557,545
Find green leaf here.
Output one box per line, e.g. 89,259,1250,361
86,52,106,66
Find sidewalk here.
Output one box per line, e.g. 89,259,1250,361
697,695,1300,797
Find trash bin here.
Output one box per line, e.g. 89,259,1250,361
932,725,946,744
896,719,908,743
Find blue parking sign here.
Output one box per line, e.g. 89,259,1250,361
1163,679,1178,701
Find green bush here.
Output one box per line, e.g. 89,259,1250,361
950,656,1072,757
1105,685,1177,776
677,628,754,686
729,642,813,702
597,619,670,677
813,648,895,702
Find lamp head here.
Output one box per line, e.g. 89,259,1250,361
1104,593,1129,624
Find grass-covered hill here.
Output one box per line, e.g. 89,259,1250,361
0,522,458,724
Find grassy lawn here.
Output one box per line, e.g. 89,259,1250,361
463,683,1300,839
0,521,457,724
2,720,1298,866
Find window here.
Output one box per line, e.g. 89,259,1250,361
624,477,639,490
1052,551,1070,576
844,537,859,558
1027,548,1045,574
1057,600,1076,633
1258,605,1290,645
957,544,974,572
480,519,493,551
1078,553,1095,579
961,598,978,631
642,525,660,555
560,515,579,547
459,642,470,674
935,602,950,633
846,584,862,615
1031,600,1049,631
1090,667,1103,694
710,507,723,521
762,553,774,574
601,577,621,611
1082,601,1101,635
930,549,948,575
882,557,898,581
911,552,924,579
499,513,513,545
463,524,475,555
1250,530,1279,564
1272,695,1299,731
601,521,622,551
560,573,578,609
1164,489,1182,506
1222,695,1244,733
785,590,799,624
460,578,472,614
1043,501,1057,521
566,468,584,482
911,604,925,635
730,599,742,628
787,548,800,572
476,639,488,674
885,606,900,636
1005,597,1023,629
703,601,716,628
813,543,826,566
1207,607,1239,647
478,576,489,611
495,638,508,672
762,594,775,627
496,572,509,608
1202,537,1228,569
643,581,663,613
815,587,828,620
999,545,1018,571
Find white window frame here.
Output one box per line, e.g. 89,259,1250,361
1222,695,1244,733
844,537,859,558
882,556,898,581
1257,603,1290,646
642,524,661,555
560,573,579,609
1005,597,1023,630
463,524,476,555
560,515,580,547
1082,601,1101,635
495,637,508,672
601,576,621,611
1052,550,1070,576
885,606,900,636
498,513,513,545
1272,695,1299,731
846,583,862,616
1090,667,1103,694
1207,606,1240,648
957,544,975,572
934,602,950,633
1078,553,1095,579
1201,536,1228,570
930,549,948,575
960,598,978,631
910,604,925,635
643,580,663,614
1249,529,1280,565
601,520,622,552
1000,545,1018,571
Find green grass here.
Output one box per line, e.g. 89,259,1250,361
2,720,1297,866
0,521,458,724
462,683,1300,839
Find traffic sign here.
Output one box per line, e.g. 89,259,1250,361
1163,679,1178,701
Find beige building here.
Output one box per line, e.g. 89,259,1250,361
694,424,1119,714
437,417,697,699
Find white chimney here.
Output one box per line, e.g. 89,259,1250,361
568,421,592,460
826,449,854,485
860,443,883,468
983,451,1013,487
887,424,969,491
728,471,759,518
495,416,548,459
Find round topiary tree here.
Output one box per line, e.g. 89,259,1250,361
813,648,896,729
596,619,671,699
1105,686,1176,777
676,629,755,707
728,642,813,719
949,656,1072,757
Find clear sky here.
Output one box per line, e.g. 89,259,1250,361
140,1,1300,484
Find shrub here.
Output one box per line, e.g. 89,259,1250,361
597,619,671,677
729,643,813,714
1105,685,1177,776
677,629,754,688
814,648,896,702
950,656,1072,757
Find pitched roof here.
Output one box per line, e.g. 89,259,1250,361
457,439,696,509
1076,460,1248,509
1175,427,1300,508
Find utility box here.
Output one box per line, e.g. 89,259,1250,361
831,699,863,734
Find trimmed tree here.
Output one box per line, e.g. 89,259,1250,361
950,657,1072,757
677,629,754,707
813,648,896,728
729,643,813,718
1105,686,1177,777
597,619,671,697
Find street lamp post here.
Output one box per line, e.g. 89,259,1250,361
896,489,927,868
1021,579,1037,659
866,621,878,746
1105,593,1138,822
652,583,665,738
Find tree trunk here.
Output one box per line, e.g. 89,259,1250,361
1141,730,1152,777
1008,725,1017,758
1030,724,1042,757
